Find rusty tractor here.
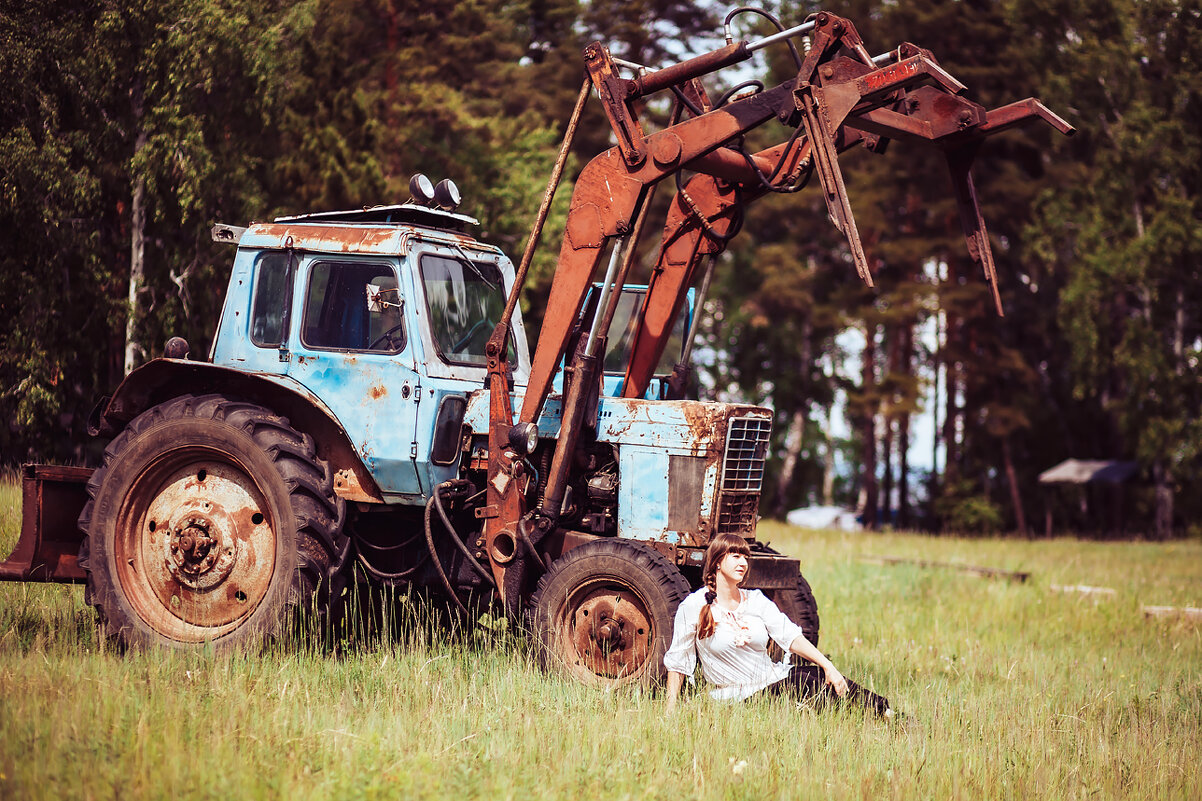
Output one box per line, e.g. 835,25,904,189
1,8,1071,685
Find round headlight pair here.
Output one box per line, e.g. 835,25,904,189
408,173,461,211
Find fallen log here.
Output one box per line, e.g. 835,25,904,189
859,555,1030,582
1050,583,1116,596
1142,605,1202,621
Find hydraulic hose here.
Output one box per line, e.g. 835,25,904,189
724,6,804,69
424,494,470,616
354,549,425,582
350,529,425,581
715,80,765,107
734,122,813,194
433,481,496,588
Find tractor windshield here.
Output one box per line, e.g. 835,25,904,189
420,253,507,366
602,287,687,376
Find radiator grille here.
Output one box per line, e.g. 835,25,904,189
716,416,771,533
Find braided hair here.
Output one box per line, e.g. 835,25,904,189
697,533,752,639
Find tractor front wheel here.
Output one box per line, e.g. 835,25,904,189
529,539,690,687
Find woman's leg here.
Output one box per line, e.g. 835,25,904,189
764,664,891,716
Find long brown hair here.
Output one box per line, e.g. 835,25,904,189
697,533,752,640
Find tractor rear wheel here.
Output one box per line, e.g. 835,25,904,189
77,394,347,650
529,539,690,687
766,572,821,647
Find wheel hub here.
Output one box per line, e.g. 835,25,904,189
122,460,278,632
166,516,237,589
568,588,652,679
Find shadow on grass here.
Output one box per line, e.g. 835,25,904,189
287,567,526,664
0,565,524,665
0,606,97,653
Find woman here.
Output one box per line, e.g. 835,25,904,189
664,533,893,716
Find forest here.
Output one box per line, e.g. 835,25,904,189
1,0,1199,537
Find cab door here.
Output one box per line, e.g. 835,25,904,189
284,256,425,501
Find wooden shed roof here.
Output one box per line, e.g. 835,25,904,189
1038,459,1139,485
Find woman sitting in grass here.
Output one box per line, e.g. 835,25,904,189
664,532,893,717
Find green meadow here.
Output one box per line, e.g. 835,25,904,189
1,476,1198,800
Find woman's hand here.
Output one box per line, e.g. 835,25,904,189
788,634,849,697
665,671,685,715
823,664,849,697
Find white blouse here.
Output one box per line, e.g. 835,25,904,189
663,587,805,700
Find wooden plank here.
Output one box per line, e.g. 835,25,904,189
859,555,1030,582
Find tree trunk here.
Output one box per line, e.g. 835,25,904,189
773,320,813,517
773,408,807,518
899,412,910,528
898,322,913,528
1001,435,1027,535
942,326,959,478
931,291,942,522
858,322,878,529
881,414,894,527
821,404,835,507
1153,459,1174,539
124,133,147,376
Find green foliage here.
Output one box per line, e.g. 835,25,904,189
1021,0,1202,531
933,478,1005,534
0,0,295,460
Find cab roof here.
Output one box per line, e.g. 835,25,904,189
275,203,478,229
233,204,498,257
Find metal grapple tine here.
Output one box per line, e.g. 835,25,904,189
979,98,1077,138
946,144,1004,316
797,86,875,288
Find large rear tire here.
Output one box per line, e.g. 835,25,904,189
529,539,689,687
767,572,821,647
77,394,348,650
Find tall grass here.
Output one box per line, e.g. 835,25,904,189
1,479,1198,800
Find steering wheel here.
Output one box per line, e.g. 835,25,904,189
451,319,494,353
368,323,405,351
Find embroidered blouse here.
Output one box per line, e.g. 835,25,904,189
663,587,805,700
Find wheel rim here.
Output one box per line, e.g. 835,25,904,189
113,448,279,642
557,577,655,682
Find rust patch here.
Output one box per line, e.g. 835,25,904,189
368,385,387,400
333,468,380,503
252,223,402,253
680,402,726,445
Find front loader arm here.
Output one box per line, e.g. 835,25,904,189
525,13,1074,422
517,80,798,426
621,125,878,399
480,10,1074,611
620,138,813,399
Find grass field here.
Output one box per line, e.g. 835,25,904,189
1,476,1199,800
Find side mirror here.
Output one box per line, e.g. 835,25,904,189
366,283,402,314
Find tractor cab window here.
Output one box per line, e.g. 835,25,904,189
302,261,405,353
250,252,292,347
420,253,507,366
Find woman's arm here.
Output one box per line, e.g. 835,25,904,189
662,595,700,712
788,635,849,697
665,671,686,714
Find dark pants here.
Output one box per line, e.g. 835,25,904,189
760,664,891,716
